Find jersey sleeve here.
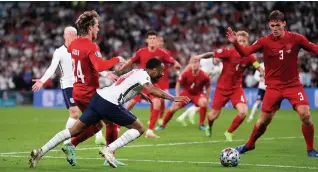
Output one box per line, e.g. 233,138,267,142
40,50,61,83
297,34,318,55
138,70,152,85
234,37,265,56
88,44,120,72
161,49,176,64
131,49,141,63
213,48,231,59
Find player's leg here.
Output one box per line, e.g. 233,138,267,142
157,98,165,125
176,105,199,126
97,101,144,168
225,88,248,141
236,88,282,154
30,98,101,167
206,89,228,137
145,97,162,138
248,89,265,122
284,86,318,157
194,94,208,130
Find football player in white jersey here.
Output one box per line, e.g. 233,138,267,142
31,27,109,145
176,53,222,126
247,62,266,122
29,58,190,168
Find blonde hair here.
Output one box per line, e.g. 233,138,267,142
236,31,249,38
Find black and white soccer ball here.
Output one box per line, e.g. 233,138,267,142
220,148,240,167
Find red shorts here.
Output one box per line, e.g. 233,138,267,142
178,91,206,107
262,86,309,113
212,87,246,110
73,87,96,112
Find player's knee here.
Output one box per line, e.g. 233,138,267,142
69,107,80,119
198,98,208,107
210,110,221,119
133,120,145,135
299,110,312,126
238,109,248,118
258,112,273,126
152,98,161,110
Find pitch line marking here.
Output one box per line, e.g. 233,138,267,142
0,155,317,170
0,136,316,155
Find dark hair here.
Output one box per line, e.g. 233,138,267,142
146,58,163,69
269,10,285,21
146,30,157,38
75,10,100,36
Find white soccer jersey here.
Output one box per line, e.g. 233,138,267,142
254,63,266,90
97,69,151,105
200,58,223,81
40,45,74,89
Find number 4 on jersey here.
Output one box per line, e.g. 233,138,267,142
73,60,85,83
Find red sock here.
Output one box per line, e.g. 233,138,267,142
302,124,314,151
199,107,207,126
71,124,103,147
162,110,175,127
148,108,160,130
246,124,267,148
208,118,214,127
159,100,165,119
227,115,245,133
106,123,120,145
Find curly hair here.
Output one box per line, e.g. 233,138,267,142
75,10,100,36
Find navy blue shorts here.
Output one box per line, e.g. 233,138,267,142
62,87,76,109
79,94,137,126
257,89,266,101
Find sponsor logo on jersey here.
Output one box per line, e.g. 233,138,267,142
72,49,79,56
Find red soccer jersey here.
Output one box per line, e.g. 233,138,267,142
68,37,119,97
178,68,210,95
234,31,318,88
214,48,257,91
131,47,176,89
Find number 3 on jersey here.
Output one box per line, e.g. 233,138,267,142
73,60,85,83
279,50,284,60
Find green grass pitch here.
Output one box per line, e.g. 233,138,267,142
0,107,317,172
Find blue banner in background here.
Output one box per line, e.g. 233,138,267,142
33,88,318,109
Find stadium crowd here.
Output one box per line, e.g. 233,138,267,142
0,1,317,91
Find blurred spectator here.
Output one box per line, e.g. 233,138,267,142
0,1,317,90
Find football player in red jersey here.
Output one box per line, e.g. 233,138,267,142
156,57,211,130
56,10,125,166
227,10,318,157
118,31,181,138
196,31,264,141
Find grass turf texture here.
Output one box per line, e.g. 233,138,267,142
0,107,317,172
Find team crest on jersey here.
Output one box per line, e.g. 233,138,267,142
95,51,102,57
217,49,223,53
285,44,292,53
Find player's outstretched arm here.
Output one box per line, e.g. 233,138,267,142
90,55,125,72
143,83,190,104
226,27,263,56
117,59,133,72
32,51,60,91
298,34,318,55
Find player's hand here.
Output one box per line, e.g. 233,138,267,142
106,72,118,82
32,79,44,92
117,56,126,63
226,27,237,43
173,96,190,104
140,93,152,103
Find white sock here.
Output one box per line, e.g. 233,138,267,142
95,129,103,139
188,106,199,118
249,103,259,120
66,117,77,129
41,129,71,155
178,105,196,120
108,129,140,153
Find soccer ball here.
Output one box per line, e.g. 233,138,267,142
220,148,240,167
